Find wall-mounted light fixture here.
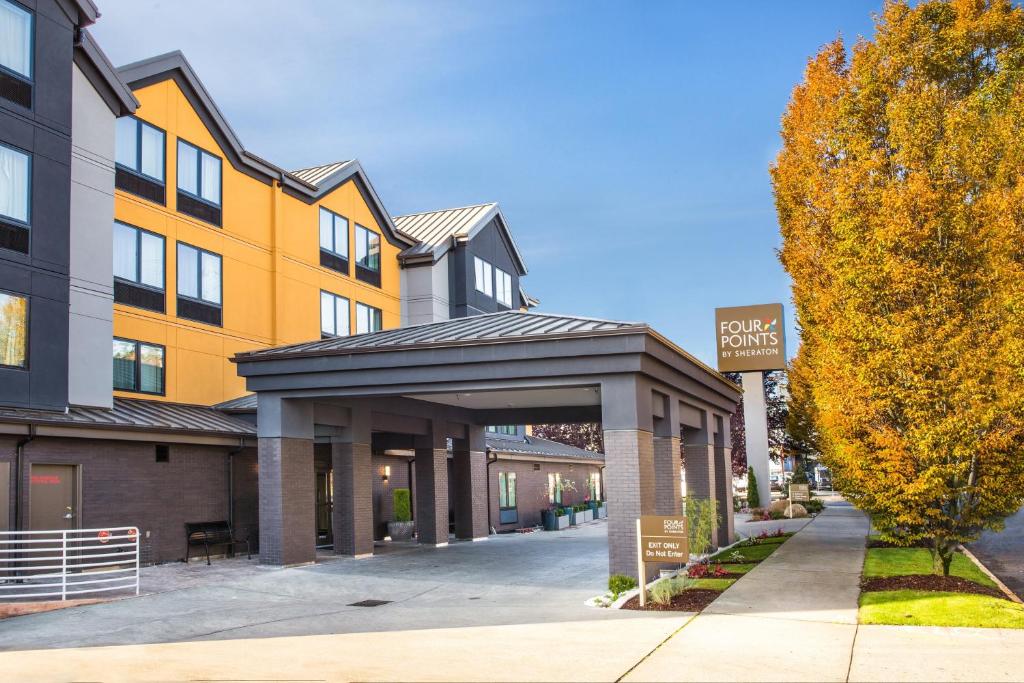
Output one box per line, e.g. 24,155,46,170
382,465,391,483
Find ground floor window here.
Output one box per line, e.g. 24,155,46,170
0,290,27,368
547,472,562,505
588,472,602,501
113,338,165,394
498,471,517,509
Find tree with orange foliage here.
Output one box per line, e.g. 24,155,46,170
774,0,1024,574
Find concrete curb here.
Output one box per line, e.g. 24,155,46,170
959,544,1023,604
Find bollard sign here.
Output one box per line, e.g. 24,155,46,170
639,515,689,563
715,303,786,372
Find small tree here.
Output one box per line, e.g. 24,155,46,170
747,469,761,509
392,488,411,523
685,497,720,558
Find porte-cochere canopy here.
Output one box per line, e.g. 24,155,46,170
233,311,741,578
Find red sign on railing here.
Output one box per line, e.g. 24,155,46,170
97,530,111,544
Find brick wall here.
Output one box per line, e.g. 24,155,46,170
0,435,257,565
371,454,412,539
489,459,603,532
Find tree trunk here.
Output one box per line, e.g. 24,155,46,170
930,538,955,576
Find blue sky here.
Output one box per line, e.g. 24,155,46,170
92,1,880,366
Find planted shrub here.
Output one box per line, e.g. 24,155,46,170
686,497,720,558
650,577,690,606
608,574,638,600
747,469,761,508
393,488,411,522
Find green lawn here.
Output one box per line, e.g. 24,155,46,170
717,562,757,575
863,548,996,588
710,542,780,564
689,577,737,591
860,590,1024,629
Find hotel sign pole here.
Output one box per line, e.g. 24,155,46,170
715,304,787,509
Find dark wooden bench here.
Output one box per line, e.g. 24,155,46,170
184,521,250,565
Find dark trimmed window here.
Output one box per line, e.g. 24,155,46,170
498,471,518,524
115,117,166,203
354,224,380,286
113,338,164,395
176,242,222,326
473,257,493,297
319,207,349,274
355,302,381,335
0,289,27,368
0,0,33,108
113,222,165,312
320,290,350,338
588,472,602,502
0,142,30,253
487,425,516,436
495,267,513,307
176,139,222,226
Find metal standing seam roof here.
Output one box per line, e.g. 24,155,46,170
0,398,255,437
289,161,355,188
487,435,604,462
234,310,645,360
393,203,528,274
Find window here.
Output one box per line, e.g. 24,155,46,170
320,291,350,337
355,225,380,271
474,257,493,297
0,290,27,368
0,0,32,80
176,243,221,304
113,222,164,290
498,472,517,509
0,142,30,225
319,208,348,258
487,425,517,436
115,117,165,182
495,268,512,307
112,338,164,394
588,472,602,502
177,140,221,206
356,302,382,334
547,472,563,505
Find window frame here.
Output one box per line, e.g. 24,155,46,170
497,471,518,510
0,0,34,83
354,224,381,272
474,256,493,297
112,337,166,396
0,141,31,228
175,241,222,307
176,138,222,207
355,301,382,335
0,288,28,370
487,425,516,436
319,207,349,259
115,116,166,184
495,267,512,307
113,221,165,292
320,290,350,338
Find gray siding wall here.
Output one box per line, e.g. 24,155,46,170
449,217,520,319
400,252,450,326
68,63,114,408
0,0,75,411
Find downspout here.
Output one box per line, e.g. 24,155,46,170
486,450,498,532
407,457,414,521
226,438,246,530
14,425,35,530
599,464,606,503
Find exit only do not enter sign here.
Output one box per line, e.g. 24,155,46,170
639,515,689,563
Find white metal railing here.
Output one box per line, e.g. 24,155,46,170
0,527,140,601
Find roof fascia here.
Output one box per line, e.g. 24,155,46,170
458,206,528,275
74,30,138,116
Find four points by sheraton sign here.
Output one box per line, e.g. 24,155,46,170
715,303,787,373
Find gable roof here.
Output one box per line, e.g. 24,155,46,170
393,203,528,275
74,29,138,116
116,51,413,248
487,434,603,462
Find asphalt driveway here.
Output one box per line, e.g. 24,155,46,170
969,505,1024,599
0,520,666,651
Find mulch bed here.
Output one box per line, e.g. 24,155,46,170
622,589,722,612
861,574,1006,599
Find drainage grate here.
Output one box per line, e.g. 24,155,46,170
348,599,392,607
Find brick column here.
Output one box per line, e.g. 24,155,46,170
601,375,657,581
713,414,735,546
256,395,315,566
452,426,489,540
653,391,682,516
415,426,449,547
683,409,718,550
332,439,373,557
258,437,315,565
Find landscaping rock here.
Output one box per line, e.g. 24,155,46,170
768,500,789,514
